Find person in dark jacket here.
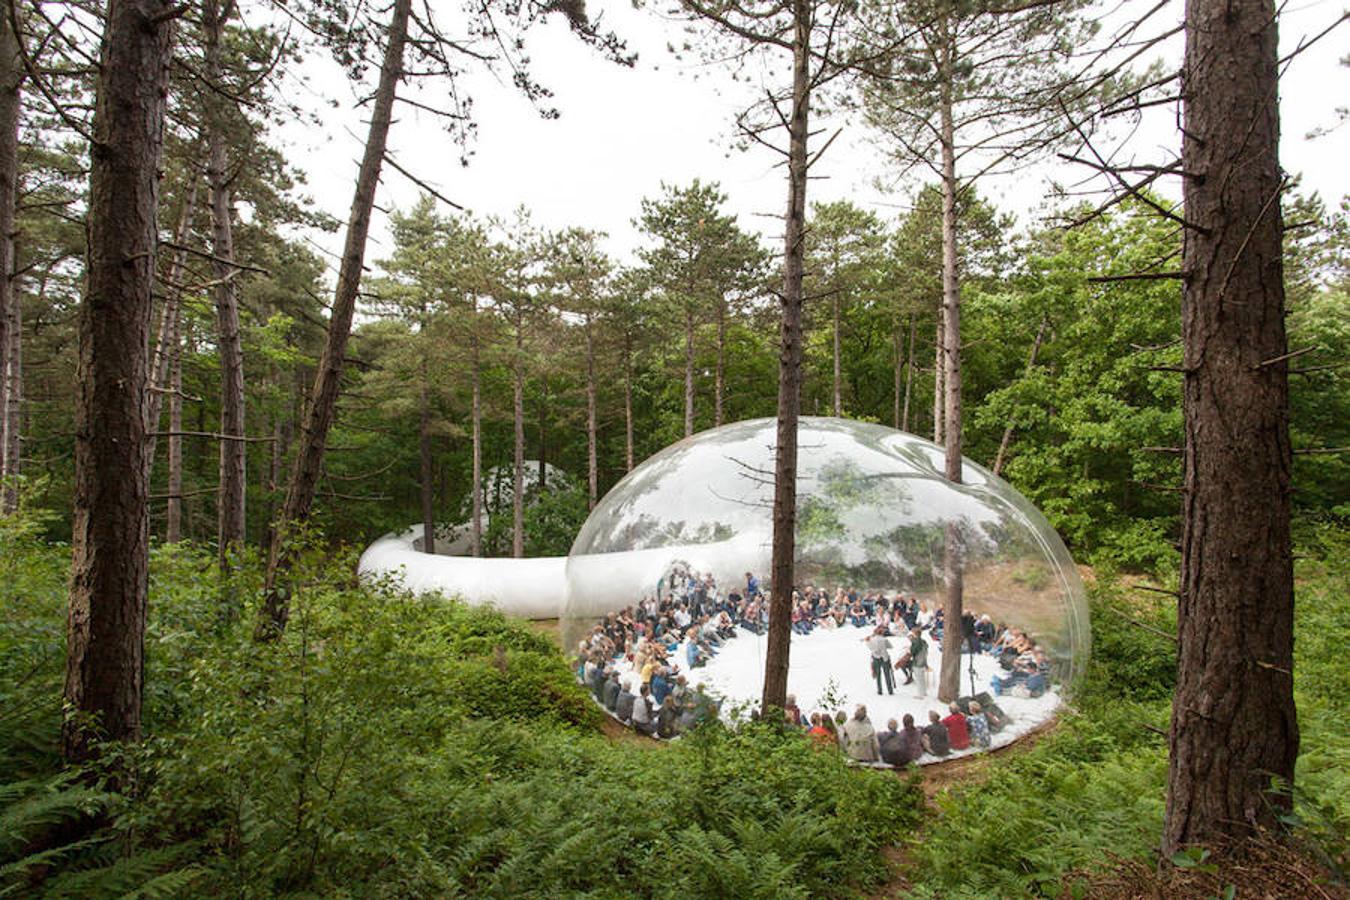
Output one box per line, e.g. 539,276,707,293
614,680,636,722
877,719,908,766
602,670,621,711
922,710,951,757
656,695,680,738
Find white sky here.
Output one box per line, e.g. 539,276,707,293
275,0,1349,270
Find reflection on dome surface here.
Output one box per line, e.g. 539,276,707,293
563,417,1089,758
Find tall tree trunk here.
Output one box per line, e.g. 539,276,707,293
512,306,524,558
623,332,634,472
1162,0,1295,855
537,374,547,486
64,0,175,765
715,295,726,426
683,304,695,437
418,336,434,553
2,281,18,512
144,176,198,478
585,312,597,508
258,0,410,638
932,315,943,444
902,316,915,432
166,311,184,542
0,1,19,514
204,0,246,566
832,292,842,417
470,306,482,556
892,323,902,429
937,58,965,705
761,0,810,714
993,314,1047,477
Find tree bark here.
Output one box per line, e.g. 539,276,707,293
512,304,524,558
585,312,597,508
761,0,810,714
932,315,943,444
470,300,482,556
258,0,410,637
418,325,435,553
204,0,246,567
715,295,726,427
1162,0,1295,855
1,277,18,512
937,52,965,705
683,304,695,437
165,311,183,542
623,331,635,471
64,0,175,764
144,176,198,479
902,316,915,433
832,291,842,417
993,314,1047,477
0,1,19,514
892,323,902,429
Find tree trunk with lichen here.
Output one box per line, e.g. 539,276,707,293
1161,0,1296,856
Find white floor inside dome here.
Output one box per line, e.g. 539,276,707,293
620,623,1061,765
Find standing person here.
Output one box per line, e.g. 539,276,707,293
909,627,930,698
745,571,760,599
841,704,881,763
865,626,896,695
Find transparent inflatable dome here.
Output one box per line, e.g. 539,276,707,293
564,418,1088,755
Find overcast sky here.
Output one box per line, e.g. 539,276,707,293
273,0,1349,271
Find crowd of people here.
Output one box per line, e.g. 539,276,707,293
571,565,1055,757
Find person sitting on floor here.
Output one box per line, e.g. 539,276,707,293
942,702,971,751
807,712,834,747
602,669,621,711
841,704,881,763
922,710,951,757
899,713,925,763
631,684,656,736
877,718,908,766
656,695,680,738
967,700,991,750
614,680,636,723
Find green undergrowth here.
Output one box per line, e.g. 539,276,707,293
904,526,1350,897
0,513,920,898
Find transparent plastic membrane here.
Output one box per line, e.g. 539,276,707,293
563,417,1089,758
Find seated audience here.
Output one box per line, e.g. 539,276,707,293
967,701,991,750
942,703,971,751
841,705,881,763
922,710,951,757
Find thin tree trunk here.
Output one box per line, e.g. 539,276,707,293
144,176,198,478
204,0,246,566
64,0,175,765
684,304,695,437
1162,0,1295,854
892,322,902,429
470,305,482,556
932,315,943,444
937,57,965,705
902,316,915,433
512,307,524,558
585,312,597,508
832,292,842,417
715,295,726,427
623,332,634,472
2,280,18,511
538,374,547,487
993,314,1047,477
165,315,183,542
258,0,410,638
0,2,19,514
418,329,434,553
761,0,810,714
